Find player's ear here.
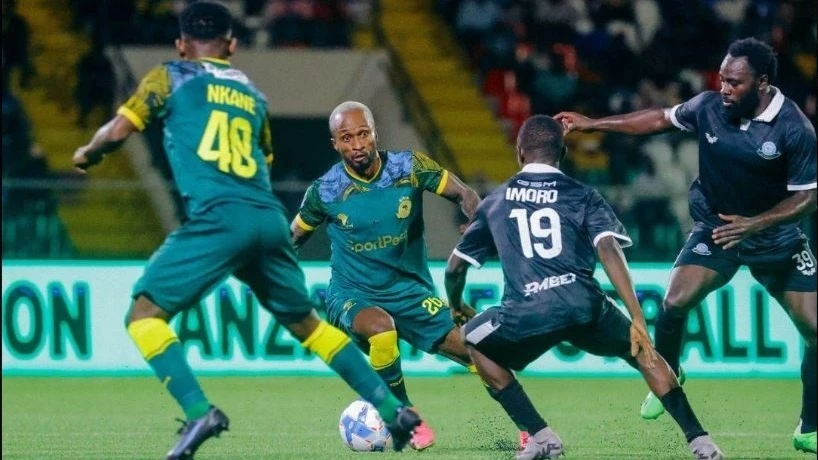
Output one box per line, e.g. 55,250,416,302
175,38,185,58
227,37,238,57
758,73,770,93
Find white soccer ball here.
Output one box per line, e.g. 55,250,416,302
338,400,391,452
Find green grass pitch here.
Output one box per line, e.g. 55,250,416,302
1,376,808,459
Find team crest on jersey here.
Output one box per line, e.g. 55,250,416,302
692,243,711,256
337,213,353,229
396,197,412,219
756,141,781,160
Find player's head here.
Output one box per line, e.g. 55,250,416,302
720,37,777,120
329,101,379,174
175,1,236,60
516,115,567,168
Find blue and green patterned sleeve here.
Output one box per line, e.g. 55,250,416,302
295,183,327,231
117,65,170,131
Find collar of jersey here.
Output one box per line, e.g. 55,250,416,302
197,57,231,66
521,163,563,174
344,151,383,184
751,86,785,122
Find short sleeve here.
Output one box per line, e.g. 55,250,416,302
295,184,327,231
453,207,496,268
117,65,170,131
411,151,449,195
668,92,711,133
584,189,632,248
784,122,817,191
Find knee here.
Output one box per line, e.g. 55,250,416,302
662,290,695,313
352,308,395,338
124,295,167,328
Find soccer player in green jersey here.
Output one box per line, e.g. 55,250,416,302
71,3,421,458
291,101,486,450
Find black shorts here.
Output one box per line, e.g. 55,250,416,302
463,298,635,372
674,228,816,294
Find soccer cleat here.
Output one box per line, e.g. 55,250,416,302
518,431,530,451
641,367,687,420
166,406,229,460
409,420,435,450
688,434,725,460
387,406,422,452
793,420,817,454
516,427,563,460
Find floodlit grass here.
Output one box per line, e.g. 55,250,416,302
1,376,807,459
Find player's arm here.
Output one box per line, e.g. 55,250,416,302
445,206,495,324
596,236,657,365
713,190,817,249
444,252,477,326
438,172,481,223
72,115,139,171
260,115,275,177
74,64,169,172
290,184,326,250
412,151,481,223
554,109,672,136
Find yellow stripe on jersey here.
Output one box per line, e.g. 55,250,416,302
435,169,450,195
119,65,170,131
295,214,315,231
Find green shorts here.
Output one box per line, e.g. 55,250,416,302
325,283,455,353
133,201,315,323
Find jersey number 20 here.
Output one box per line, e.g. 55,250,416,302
197,109,257,178
509,208,562,259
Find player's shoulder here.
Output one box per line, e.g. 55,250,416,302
312,162,353,203
383,149,415,172
778,96,816,135
685,90,722,108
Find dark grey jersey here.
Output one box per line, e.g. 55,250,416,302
454,163,632,337
669,89,817,256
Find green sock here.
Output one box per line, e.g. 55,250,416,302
376,355,413,407
147,342,211,420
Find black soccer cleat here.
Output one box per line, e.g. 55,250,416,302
387,406,422,452
166,406,230,460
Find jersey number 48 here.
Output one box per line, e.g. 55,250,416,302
197,109,258,179
509,208,562,259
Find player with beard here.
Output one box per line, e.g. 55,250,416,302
291,101,501,451
556,37,817,454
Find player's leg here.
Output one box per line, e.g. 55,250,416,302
643,232,738,420
127,208,250,459
572,300,724,459
754,248,817,454
349,306,414,407
463,308,564,460
244,209,420,451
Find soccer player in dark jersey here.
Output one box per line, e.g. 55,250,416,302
445,115,725,460
290,101,495,450
71,3,421,458
556,37,817,454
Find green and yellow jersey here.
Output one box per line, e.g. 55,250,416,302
296,150,450,298
118,57,279,216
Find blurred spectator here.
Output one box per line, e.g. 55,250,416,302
75,43,116,128
456,0,503,53
2,0,35,88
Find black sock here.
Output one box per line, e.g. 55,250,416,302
655,307,687,375
660,387,707,443
489,379,547,435
801,345,817,432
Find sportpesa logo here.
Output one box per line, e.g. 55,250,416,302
346,231,408,253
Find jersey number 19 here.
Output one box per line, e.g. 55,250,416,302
509,208,562,259
197,109,258,179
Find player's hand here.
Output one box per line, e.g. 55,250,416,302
629,321,657,368
72,146,102,173
554,112,594,134
451,302,476,326
712,213,762,250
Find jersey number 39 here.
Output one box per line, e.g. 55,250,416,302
197,109,258,178
509,208,562,259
